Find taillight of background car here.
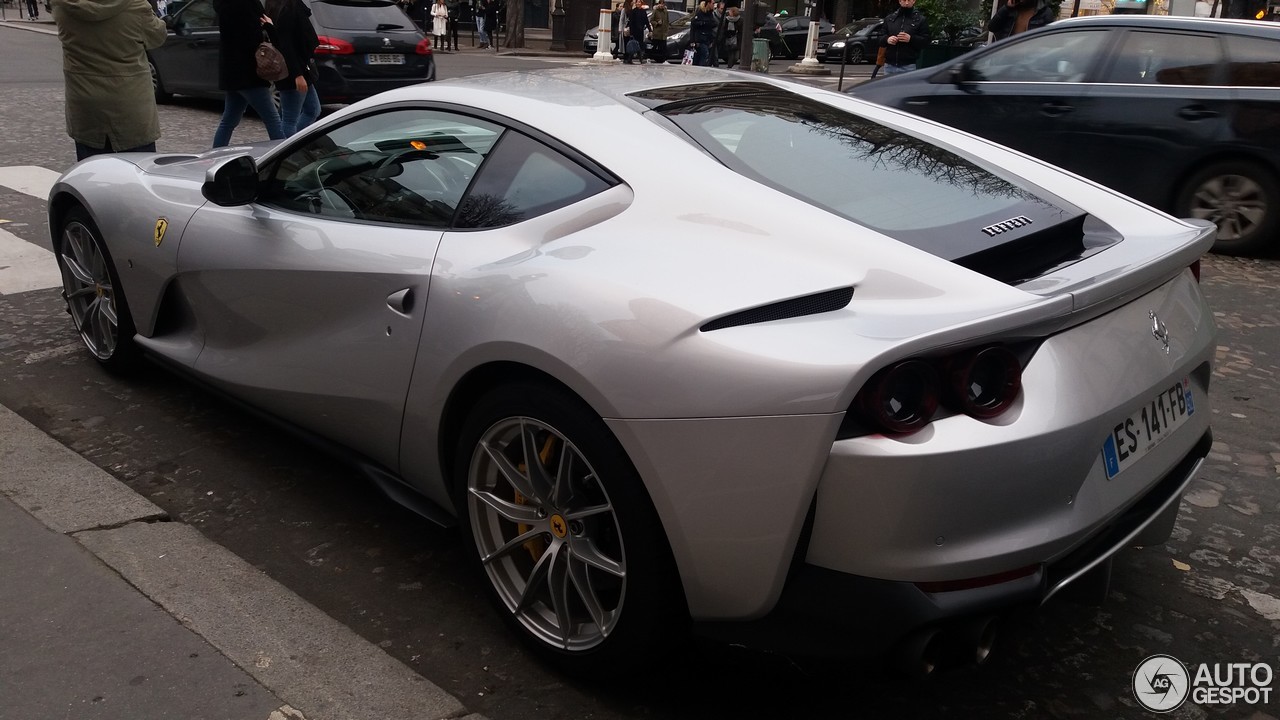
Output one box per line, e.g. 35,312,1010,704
316,36,355,55
416,38,432,54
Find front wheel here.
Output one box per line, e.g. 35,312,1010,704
56,207,141,372
454,383,685,675
1175,160,1280,257
847,44,864,64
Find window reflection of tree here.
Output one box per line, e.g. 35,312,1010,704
656,89,1031,200
456,193,522,228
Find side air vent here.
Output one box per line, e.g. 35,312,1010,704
700,287,854,332
152,155,200,165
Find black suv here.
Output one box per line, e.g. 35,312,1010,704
149,0,436,105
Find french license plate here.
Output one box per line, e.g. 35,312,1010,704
367,53,405,65
1101,378,1195,480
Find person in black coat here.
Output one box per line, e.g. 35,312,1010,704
212,0,285,146
690,0,716,66
266,0,319,136
879,0,928,75
987,0,1054,40
482,0,498,48
622,0,649,63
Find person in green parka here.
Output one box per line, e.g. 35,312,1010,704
51,0,168,161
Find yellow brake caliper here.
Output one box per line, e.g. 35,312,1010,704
515,434,558,562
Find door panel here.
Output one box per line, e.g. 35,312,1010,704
151,0,220,96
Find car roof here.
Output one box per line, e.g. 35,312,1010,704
1052,14,1280,37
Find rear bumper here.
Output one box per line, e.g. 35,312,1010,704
314,60,435,103
693,428,1210,658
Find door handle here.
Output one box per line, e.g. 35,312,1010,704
906,99,929,106
386,288,414,316
1040,102,1073,117
1177,105,1219,120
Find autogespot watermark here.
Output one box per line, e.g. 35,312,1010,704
1133,654,1274,713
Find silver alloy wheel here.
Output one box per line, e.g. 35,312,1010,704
59,220,119,361
1187,172,1266,242
467,415,626,652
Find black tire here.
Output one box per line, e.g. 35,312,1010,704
453,382,686,676
148,58,173,104
1175,160,1280,257
55,207,142,373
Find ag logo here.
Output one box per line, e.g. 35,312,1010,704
1134,654,1190,712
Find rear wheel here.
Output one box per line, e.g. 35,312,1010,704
56,207,141,372
454,383,685,675
1175,160,1280,257
148,58,172,104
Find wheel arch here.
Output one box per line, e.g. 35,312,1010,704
1167,151,1280,211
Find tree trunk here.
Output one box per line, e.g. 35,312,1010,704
505,0,526,46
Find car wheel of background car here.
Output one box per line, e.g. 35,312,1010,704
55,207,141,373
149,58,173,104
847,44,864,64
454,382,685,675
1176,160,1280,257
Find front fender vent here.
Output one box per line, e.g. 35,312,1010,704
700,287,854,332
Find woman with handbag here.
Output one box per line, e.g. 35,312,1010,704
266,0,320,136
212,0,286,147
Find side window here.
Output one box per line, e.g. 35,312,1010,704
455,132,611,229
260,109,501,227
177,0,217,28
1225,35,1280,87
1101,31,1221,85
969,30,1110,82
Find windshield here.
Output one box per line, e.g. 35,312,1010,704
635,82,1079,260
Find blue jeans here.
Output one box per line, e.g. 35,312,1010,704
884,63,916,76
280,84,321,136
477,16,488,44
213,86,285,148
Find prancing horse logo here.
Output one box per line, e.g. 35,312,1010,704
1150,311,1170,354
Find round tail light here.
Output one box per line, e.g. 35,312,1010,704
947,346,1021,419
858,360,940,435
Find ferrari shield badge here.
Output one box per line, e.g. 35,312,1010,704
154,218,168,247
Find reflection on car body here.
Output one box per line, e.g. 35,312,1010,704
50,67,1215,677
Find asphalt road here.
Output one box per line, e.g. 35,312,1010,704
1,21,1279,720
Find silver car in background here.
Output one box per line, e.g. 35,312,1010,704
49,67,1215,676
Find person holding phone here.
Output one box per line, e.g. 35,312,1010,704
880,0,928,76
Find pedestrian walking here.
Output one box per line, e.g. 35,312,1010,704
690,0,716,66
445,0,460,49
430,0,448,50
265,0,319,136
211,0,285,147
880,0,928,76
623,0,649,63
649,0,669,62
52,0,168,160
482,0,498,49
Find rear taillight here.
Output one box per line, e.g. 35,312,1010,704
416,38,432,54
1190,259,1201,282
945,346,1021,419
856,360,940,436
315,35,355,54
852,344,1025,436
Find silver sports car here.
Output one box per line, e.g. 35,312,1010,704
49,66,1216,675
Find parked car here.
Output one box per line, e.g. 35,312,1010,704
50,66,1215,675
148,0,436,106
851,15,1280,256
581,8,688,58
759,14,833,58
817,18,883,63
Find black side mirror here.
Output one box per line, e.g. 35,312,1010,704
202,155,260,207
951,60,976,86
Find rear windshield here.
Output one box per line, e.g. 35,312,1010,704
310,0,412,30
635,82,1076,260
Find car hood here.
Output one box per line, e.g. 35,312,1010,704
136,143,283,181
